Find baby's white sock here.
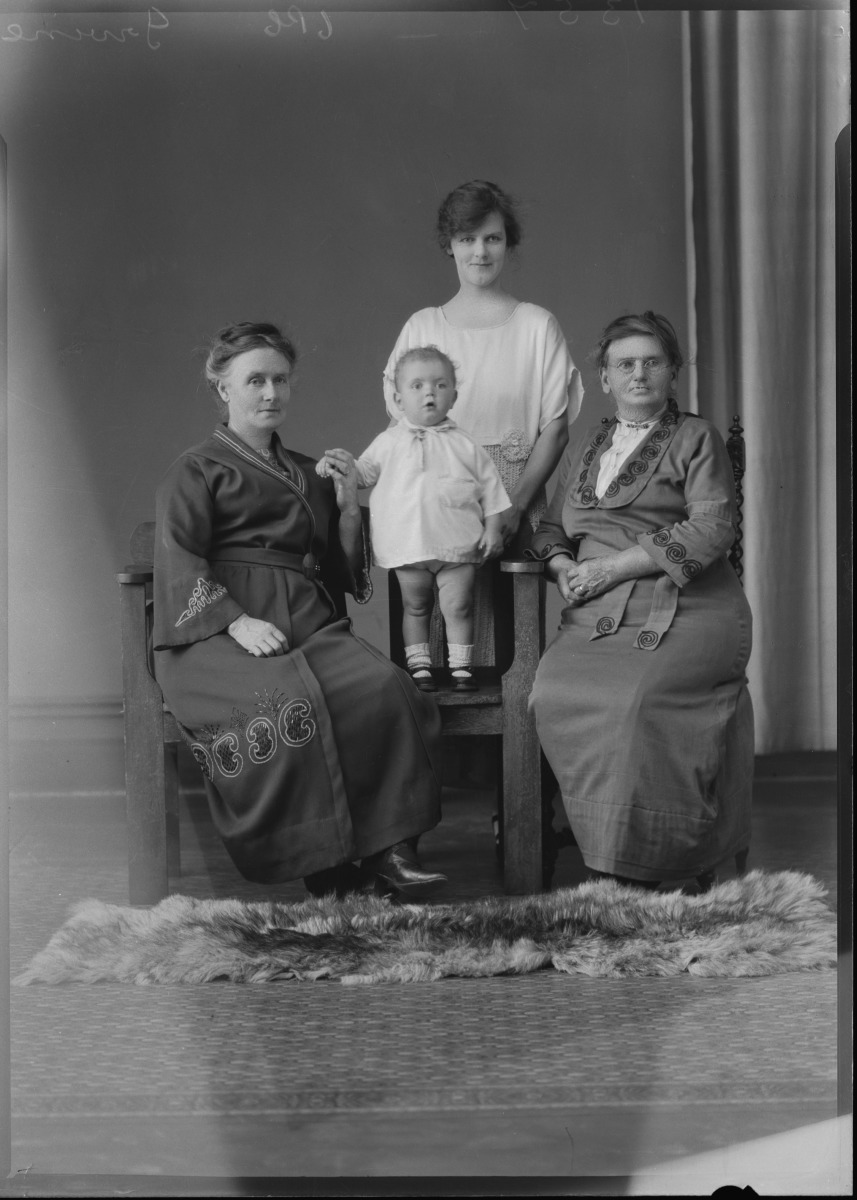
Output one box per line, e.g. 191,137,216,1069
405,643,432,678
448,643,474,677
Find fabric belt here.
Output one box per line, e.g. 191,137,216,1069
211,550,321,580
563,538,681,652
585,579,635,642
633,575,679,651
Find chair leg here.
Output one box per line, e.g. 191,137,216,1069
164,742,181,882
499,570,545,894
493,738,504,864
121,579,169,905
541,758,561,890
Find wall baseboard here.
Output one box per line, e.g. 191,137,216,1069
8,701,840,799
6,698,213,798
9,697,123,737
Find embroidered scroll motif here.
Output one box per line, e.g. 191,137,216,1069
280,698,316,746
636,629,661,649
246,717,277,764
175,578,228,627
186,723,223,781
573,401,680,506
211,732,243,777
651,528,702,580
189,743,214,780
187,696,317,781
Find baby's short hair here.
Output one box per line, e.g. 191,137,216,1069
393,345,457,391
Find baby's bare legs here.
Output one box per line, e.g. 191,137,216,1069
394,561,471,685
395,565,437,649
397,562,477,690
435,563,476,648
438,564,477,691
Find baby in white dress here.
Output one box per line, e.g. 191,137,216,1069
317,346,509,691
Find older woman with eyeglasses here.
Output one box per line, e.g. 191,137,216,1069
529,312,754,892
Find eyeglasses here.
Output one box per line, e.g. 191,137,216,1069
607,358,671,376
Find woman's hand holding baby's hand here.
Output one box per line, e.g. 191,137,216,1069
315,450,353,479
228,614,289,657
319,448,359,513
317,448,355,478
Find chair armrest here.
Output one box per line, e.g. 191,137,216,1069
117,566,153,584
499,560,544,575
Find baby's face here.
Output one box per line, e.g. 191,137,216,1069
394,358,457,427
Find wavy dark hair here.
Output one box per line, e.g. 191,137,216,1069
436,180,523,253
204,322,297,394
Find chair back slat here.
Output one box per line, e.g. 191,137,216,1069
726,416,745,582
130,521,156,566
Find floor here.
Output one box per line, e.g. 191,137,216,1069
4,750,849,1196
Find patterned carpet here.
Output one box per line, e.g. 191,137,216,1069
8,762,843,1184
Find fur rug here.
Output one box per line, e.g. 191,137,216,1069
14,871,836,986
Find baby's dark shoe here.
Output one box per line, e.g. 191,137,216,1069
451,668,477,692
408,666,437,692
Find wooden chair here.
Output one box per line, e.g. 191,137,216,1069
117,524,550,904
727,413,750,878
118,418,745,904
387,557,554,894
117,523,184,905
726,414,745,581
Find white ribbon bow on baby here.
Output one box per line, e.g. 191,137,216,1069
399,416,457,470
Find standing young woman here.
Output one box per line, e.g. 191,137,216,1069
382,180,583,694
384,181,583,557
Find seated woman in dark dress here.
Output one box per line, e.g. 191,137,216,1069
153,322,445,899
530,312,754,890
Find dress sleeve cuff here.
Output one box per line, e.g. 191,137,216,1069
638,515,734,586
349,511,374,604
524,541,578,564
154,592,244,650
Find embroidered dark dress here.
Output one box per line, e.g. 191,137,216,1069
529,402,754,882
153,426,443,884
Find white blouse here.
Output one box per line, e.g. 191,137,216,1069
595,410,669,499
382,302,583,451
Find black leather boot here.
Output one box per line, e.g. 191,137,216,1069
361,842,447,893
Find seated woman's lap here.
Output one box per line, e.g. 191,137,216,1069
156,619,441,845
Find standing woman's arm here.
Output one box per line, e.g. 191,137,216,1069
504,413,568,527
503,313,584,538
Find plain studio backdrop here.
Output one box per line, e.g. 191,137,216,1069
0,3,850,1192
0,4,847,784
